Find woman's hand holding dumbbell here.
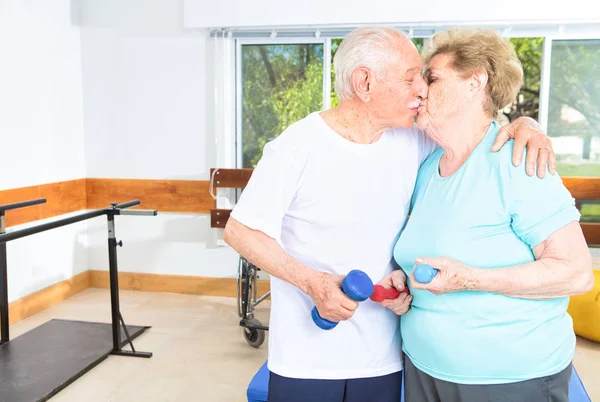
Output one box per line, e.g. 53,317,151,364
307,271,360,324
373,270,412,316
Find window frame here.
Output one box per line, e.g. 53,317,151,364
538,34,600,245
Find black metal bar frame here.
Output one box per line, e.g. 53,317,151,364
0,198,157,358
0,198,47,344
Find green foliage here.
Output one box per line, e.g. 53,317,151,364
412,38,424,52
241,44,323,167
505,37,543,121
271,61,324,136
241,37,598,174
330,38,342,108
555,162,600,177
581,202,600,223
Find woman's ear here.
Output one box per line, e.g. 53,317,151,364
351,67,373,102
469,69,488,98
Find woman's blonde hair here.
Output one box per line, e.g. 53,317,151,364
421,27,524,117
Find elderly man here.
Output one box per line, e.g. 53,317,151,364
224,26,554,402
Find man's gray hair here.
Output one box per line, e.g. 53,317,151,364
333,26,411,102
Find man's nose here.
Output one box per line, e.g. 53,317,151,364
415,76,428,99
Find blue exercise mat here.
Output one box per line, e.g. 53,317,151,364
247,361,591,402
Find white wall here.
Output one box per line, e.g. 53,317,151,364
0,0,86,190
0,0,88,302
78,0,240,277
6,215,89,303
184,0,600,29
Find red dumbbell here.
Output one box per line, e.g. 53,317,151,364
369,284,410,302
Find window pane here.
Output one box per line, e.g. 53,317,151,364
580,200,600,223
501,38,543,124
330,38,342,108
548,39,600,178
241,44,323,168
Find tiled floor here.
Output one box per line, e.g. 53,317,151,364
7,285,600,402
12,289,269,402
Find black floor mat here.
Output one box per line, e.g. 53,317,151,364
0,319,149,402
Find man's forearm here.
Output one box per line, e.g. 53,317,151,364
471,258,592,300
223,217,318,295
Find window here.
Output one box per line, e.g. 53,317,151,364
233,31,599,243
547,39,600,177
239,43,324,168
545,39,600,226
234,34,599,167
239,38,425,166
501,38,543,124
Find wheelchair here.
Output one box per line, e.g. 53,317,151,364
237,256,270,348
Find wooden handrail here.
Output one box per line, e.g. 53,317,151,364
208,168,599,244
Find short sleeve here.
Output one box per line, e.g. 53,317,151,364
229,137,306,242
509,161,581,249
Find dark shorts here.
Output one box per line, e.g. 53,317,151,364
404,356,572,402
267,370,402,402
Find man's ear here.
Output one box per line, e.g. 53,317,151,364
351,67,373,102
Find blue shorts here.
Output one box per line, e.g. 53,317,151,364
267,370,402,402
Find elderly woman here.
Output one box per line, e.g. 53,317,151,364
379,28,594,401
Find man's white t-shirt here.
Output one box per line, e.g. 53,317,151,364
230,111,436,380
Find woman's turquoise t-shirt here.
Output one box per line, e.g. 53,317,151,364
394,121,581,385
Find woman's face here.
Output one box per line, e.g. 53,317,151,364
416,53,473,134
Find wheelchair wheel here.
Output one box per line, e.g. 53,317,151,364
243,318,265,348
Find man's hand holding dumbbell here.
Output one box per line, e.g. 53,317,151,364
307,271,360,325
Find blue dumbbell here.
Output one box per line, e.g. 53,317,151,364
311,270,374,330
413,264,438,283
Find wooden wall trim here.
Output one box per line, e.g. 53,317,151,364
0,176,598,244
5,269,270,327
89,270,270,298
8,271,90,325
86,178,215,213
0,179,86,227
0,178,215,228
561,177,600,200
5,269,271,327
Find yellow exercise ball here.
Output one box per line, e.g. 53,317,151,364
568,269,600,343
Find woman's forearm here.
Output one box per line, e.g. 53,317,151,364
472,222,593,299
472,258,592,299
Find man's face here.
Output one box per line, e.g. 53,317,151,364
369,41,428,128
